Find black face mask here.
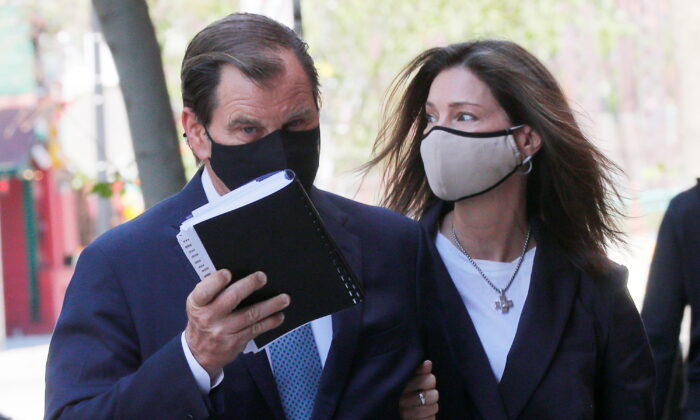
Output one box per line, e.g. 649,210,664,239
204,126,321,192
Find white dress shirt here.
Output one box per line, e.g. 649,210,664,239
435,232,535,382
182,168,333,394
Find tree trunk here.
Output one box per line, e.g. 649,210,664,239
92,0,186,209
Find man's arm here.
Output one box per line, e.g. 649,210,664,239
641,207,687,418
45,244,212,420
45,244,288,420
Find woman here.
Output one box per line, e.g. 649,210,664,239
369,40,655,419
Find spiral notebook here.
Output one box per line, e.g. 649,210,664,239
177,170,363,351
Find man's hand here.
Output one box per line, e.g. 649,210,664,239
185,269,289,377
399,360,439,420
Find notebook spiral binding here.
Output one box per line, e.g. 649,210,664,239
297,185,363,305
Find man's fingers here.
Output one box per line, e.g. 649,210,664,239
213,271,268,312
229,293,291,332
189,269,232,307
240,312,286,342
403,372,436,393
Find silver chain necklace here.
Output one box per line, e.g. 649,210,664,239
450,222,531,314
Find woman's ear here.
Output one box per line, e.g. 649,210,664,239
182,108,211,161
514,125,543,160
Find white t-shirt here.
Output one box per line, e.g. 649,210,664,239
435,232,536,382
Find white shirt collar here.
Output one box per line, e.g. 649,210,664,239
201,167,223,204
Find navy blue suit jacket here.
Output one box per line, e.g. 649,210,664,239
45,172,423,420
418,201,655,420
642,180,700,415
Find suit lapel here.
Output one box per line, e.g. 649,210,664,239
421,202,509,420
309,189,364,420
241,352,286,420
497,221,579,419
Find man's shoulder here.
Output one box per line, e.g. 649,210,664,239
669,181,700,211
90,188,193,253
664,181,700,230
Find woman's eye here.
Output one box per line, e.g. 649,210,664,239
456,113,475,122
425,113,437,123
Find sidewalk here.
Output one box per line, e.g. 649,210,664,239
0,335,51,420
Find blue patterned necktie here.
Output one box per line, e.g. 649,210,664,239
269,323,323,420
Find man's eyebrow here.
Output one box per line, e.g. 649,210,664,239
285,108,316,121
226,116,262,129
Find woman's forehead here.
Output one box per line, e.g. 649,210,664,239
427,67,499,109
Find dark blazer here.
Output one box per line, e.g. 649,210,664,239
642,180,700,416
418,201,655,420
45,171,423,420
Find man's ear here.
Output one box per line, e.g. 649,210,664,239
514,125,543,161
182,107,211,161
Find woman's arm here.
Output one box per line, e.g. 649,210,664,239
597,266,656,420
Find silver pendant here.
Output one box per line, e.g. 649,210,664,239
495,292,514,314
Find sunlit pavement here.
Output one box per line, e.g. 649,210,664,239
0,335,50,420
0,233,668,420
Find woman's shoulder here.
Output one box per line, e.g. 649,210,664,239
576,258,637,325
577,258,628,297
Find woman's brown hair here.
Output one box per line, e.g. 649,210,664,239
366,39,625,274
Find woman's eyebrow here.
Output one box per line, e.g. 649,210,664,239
424,101,483,108
448,101,482,108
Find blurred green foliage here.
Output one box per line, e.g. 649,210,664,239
140,0,637,178
136,0,637,175
301,0,634,172
10,0,641,182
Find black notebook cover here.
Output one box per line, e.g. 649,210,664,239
191,177,363,347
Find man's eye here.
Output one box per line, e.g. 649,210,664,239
242,127,257,134
285,119,304,129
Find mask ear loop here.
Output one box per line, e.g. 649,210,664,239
520,155,533,175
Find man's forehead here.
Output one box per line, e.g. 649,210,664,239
215,54,313,99
217,50,310,90
210,50,317,127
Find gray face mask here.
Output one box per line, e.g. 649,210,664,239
420,125,530,201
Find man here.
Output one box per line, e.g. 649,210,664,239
45,13,424,420
642,179,700,420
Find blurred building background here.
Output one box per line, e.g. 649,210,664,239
0,0,698,418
